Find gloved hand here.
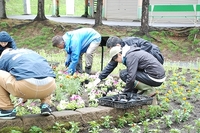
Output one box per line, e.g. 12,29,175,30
65,61,70,68
15,98,27,107
85,78,101,88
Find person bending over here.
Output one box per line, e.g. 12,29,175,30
0,48,56,119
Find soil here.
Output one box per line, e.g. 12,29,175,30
0,19,200,133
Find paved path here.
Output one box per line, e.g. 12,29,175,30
8,15,200,27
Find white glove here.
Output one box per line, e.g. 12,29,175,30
15,98,27,107
85,78,101,88
93,78,101,86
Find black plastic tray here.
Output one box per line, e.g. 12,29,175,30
98,93,153,109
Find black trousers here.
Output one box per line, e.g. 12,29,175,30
119,69,163,87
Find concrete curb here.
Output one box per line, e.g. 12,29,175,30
0,105,147,132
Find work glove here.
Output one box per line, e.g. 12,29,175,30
15,98,27,107
85,78,101,88
65,61,70,68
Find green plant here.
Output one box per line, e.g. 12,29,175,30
195,118,200,133
169,128,181,133
10,130,22,133
116,115,127,128
140,119,150,133
101,115,113,128
183,124,195,133
161,115,173,128
138,109,147,121
29,126,43,133
148,105,163,119
151,119,162,131
88,121,102,133
0,22,8,28
171,109,182,123
52,122,66,131
129,123,141,133
68,121,80,133
111,128,121,133
124,112,136,124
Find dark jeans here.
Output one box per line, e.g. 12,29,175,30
119,69,163,87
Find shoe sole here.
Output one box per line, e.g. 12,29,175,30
0,116,16,120
41,112,51,116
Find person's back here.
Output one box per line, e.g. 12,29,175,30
0,48,56,119
0,48,55,80
121,37,164,64
63,28,101,53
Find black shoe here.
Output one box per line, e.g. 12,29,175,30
40,103,52,116
0,109,16,120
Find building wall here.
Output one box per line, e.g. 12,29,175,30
104,0,200,23
150,0,198,23
104,0,138,21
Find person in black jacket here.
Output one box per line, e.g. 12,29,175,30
89,36,164,87
109,45,166,104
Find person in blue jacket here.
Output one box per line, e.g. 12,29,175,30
52,28,101,75
0,48,56,120
0,31,17,55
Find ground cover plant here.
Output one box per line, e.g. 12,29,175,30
0,19,199,132
5,52,200,133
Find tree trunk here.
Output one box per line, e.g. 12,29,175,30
82,0,88,17
140,0,149,36
94,0,103,27
55,0,60,17
34,0,47,21
0,0,7,19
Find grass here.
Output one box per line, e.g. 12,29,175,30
6,0,85,16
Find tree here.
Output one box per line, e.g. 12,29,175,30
140,0,150,36
94,0,103,27
82,0,88,17
0,0,7,19
55,0,60,17
34,0,47,21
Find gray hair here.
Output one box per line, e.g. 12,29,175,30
52,35,64,47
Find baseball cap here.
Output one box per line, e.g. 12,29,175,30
0,31,12,42
106,36,122,48
109,46,122,60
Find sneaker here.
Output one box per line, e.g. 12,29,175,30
0,109,16,120
40,103,52,116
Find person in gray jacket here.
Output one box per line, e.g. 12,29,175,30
90,36,164,87
109,45,166,104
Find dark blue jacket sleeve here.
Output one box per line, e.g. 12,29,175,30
98,60,118,80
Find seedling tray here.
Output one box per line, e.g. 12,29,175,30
98,93,153,109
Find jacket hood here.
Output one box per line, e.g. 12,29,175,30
122,45,140,57
0,31,12,42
